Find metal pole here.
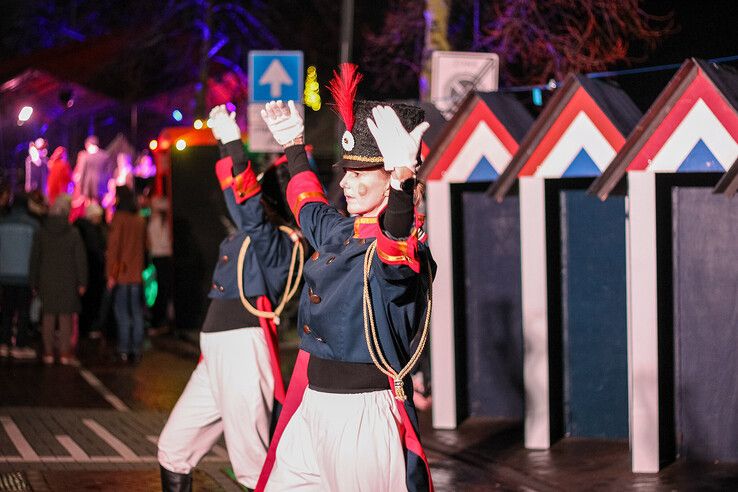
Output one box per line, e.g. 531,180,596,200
329,0,356,206
0,96,5,173
339,0,355,64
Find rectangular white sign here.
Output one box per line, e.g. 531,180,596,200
431,51,499,116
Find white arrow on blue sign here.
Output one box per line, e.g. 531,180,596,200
249,51,303,103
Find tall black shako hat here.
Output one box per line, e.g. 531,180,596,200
327,63,424,170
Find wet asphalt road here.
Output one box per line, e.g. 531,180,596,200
1,335,737,491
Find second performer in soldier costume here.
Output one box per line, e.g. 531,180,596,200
157,106,301,491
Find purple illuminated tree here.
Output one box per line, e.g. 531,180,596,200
362,0,672,96
361,0,426,98
479,0,673,85
105,0,282,111
0,0,281,105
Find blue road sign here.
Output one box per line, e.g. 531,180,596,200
249,51,303,103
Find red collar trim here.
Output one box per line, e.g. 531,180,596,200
353,216,379,238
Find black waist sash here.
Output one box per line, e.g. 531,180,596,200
308,355,391,394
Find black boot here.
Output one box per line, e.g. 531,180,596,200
160,465,192,492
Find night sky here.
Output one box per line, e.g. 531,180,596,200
2,1,738,117
596,0,738,110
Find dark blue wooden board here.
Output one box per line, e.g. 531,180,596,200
672,187,738,462
560,190,628,438
458,190,524,419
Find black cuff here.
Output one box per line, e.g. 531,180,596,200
381,186,414,239
224,140,247,175
284,145,311,176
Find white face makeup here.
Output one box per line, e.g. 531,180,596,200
339,167,390,217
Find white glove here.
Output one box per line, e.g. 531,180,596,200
366,105,430,172
260,100,304,146
208,105,241,144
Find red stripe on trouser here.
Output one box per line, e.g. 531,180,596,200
392,376,434,491
255,349,310,492
257,296,286,404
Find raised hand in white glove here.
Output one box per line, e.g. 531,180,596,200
208,105,241,144
366,105,430,172
260,100,304,146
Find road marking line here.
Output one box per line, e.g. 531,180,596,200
82,419,138,460
0,416,39,461
78,368,130,411
55,435,89,460
0,455,226,463
83,456,157,463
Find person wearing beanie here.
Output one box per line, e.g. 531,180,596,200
256,64,436,492
30,194,88,365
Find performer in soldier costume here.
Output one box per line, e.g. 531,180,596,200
157,106,302,491
256,64,436,492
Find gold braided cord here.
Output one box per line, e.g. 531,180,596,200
362,240,433,401
237,225,305,325
342,154,384,163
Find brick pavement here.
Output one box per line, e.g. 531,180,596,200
0,408,242,491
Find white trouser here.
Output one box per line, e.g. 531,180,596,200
158,327,274,488
265,388,407,492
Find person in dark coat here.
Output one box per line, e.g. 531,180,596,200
31,194,88,365
0,193,39,360
74,202,107,338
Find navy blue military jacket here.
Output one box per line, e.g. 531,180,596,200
209,158,292,305
285,156,435,369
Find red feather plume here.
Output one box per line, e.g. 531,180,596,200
326,63,363,132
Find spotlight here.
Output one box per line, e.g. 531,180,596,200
149,139,159,151
18,106,33,122
175,139,186,151
193,119,203,130
172,110,183,122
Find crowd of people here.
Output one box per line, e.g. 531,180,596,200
0,134,171,365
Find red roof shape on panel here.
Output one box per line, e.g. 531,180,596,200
488,73,641,201
418,91,533,184
591,58,738,199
